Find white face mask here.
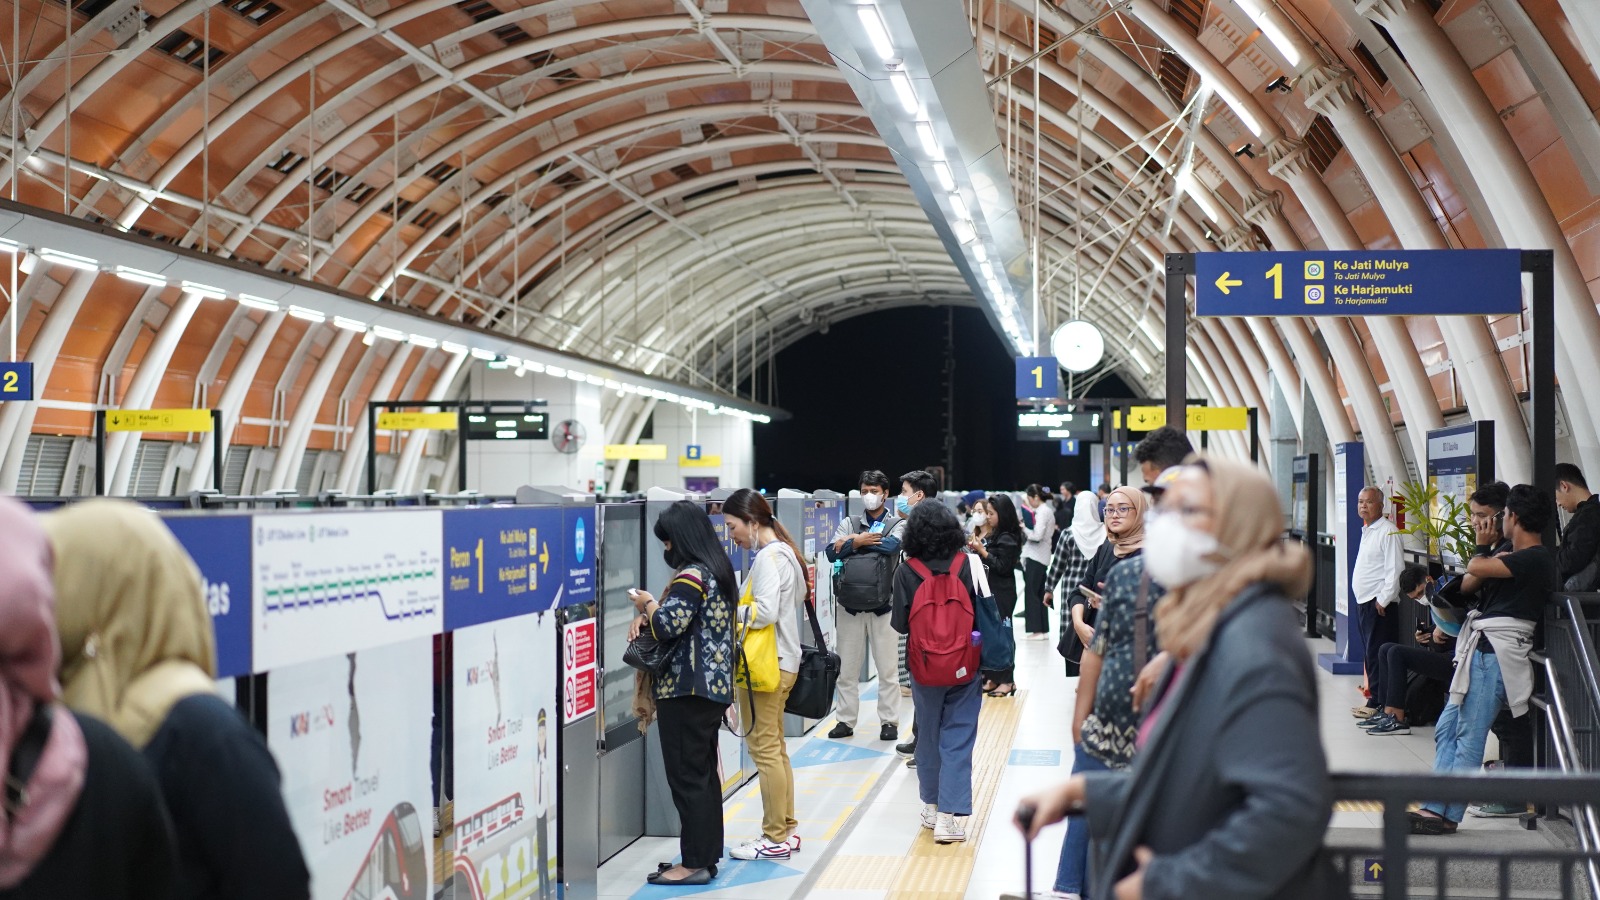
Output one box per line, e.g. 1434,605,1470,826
1144,513,1224,588
862,493,883,512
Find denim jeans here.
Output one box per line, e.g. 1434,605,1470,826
1424,649,1508,822
910,677,983,815
1055,744,1112,896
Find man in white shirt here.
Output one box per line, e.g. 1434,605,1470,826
1351,486,1404,712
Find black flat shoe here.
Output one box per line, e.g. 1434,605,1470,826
651,863,716,877
648,867,715,885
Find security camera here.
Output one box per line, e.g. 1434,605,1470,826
1265,75,1292,94
1234,143,1256,159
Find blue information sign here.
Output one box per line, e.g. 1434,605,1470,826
1195,250,1522,317
1015,357,1061,399
686,445,702,461
164,515,253,677
1060,440,1080,456
442,506,566,629
561,506,597,608
0,361,32,401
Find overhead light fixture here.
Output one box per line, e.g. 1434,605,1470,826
470,348,498,361
547,365,566,378
855,3,895,60
407,334,439,348
586,374,604,385
288,305,326,323
949,192,970,219
915,121,940,157
932,161,955,191
972,244,988,263
370,325,405,342
953,220,976,244
441,341,467,355
114,266,167,287
333,316,367,333
1130,346,1154,376
1233,0,1302,67
237,294,280,312
889,71,919,114
1264,75,1292,94
181,280,226,300
37,248,98,271
1233,142,1256,159
0,237,22,253
566,369,587,381
524,361,546,373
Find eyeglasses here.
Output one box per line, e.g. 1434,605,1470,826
1104,505,1137,517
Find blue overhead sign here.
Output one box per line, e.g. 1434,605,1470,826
1015,357,1061,399
561,506,597,607
442,506,566,629
164,515,253,678
1195,250,1523,317
0,362,32,401
1060,440,1080,456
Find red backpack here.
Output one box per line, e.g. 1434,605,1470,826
905,554,980,687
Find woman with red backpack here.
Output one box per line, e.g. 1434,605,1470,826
893,501,984,845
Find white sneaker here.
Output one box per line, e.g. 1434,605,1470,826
920,803,937,830
786,834,802,853
933,812,966,843
729,837,792,860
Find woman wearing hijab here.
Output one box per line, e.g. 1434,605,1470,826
1043,491,1104,676
43,500,309,900
1068,489,1148,677
0,496,176,900
1018,458,1332,900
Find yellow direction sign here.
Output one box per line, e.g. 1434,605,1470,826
104,408,214,433
377,411,459,431
1124,406,1249,432
604,444,668,461
680,454,723,468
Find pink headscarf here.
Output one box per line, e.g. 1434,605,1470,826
0,497,86,888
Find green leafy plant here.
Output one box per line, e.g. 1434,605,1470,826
1392,480,1476,562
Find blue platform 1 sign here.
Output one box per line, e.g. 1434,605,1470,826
164,514,253,678
1195,250,1523,317
1015,357,1061,399
0,361,32,401
442,506,565,629
1060,440,1080,456
562,506,597,608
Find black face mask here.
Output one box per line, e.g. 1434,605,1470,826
663,549,681,570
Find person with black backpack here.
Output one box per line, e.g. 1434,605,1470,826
893,501,984,845
825,470,906,742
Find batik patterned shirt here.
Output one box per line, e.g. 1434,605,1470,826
649,565,736,705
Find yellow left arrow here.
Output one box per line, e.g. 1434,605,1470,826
1215,272,1243,295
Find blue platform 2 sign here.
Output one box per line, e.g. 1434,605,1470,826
164,515,253,678
686,444,702,461
442,506,565,630
0,361,32,400
1195,250,1523,317
1015,357,1061,399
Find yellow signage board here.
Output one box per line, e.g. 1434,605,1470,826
1124,406,1250,432
377,411,459,431
680,455,723,468
604,444,669,461
104,408,214,433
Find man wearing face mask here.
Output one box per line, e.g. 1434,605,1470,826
893,470,939,763
825,470,905,741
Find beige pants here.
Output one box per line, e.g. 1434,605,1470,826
739,669,799,842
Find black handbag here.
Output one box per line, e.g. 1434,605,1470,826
623,627,677,677
785,591,841,719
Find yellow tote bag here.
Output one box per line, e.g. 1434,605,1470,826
734,575,780,692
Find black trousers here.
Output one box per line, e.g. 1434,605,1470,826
656,695,728,869
1023,559,1049,635
1356,600,1399,690
1377,643,1453,711
1492,707,1535,768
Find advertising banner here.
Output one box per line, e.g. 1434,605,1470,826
165,514,253,677
561,507,597,608
451,612,559,900
270,638,433,900
443,507,565,630
253,510,445,670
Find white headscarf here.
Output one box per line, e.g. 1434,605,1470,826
1070,490,1106,557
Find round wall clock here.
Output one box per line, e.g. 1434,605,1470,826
1052,320,1106,374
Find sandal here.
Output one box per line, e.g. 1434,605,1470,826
651,863,716,878
986,684,1017,698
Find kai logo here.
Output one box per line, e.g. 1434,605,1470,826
574,516,587,564
289,704,335,738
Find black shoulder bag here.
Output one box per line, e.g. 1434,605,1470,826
785,552,841,719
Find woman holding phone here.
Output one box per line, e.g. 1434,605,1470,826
970,493,1023,697
625,501,739,886
1067,487,1148,659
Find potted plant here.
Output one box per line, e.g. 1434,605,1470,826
1392,480,1476,568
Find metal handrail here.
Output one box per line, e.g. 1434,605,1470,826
1558,594,1600,707
1533,651,1600,893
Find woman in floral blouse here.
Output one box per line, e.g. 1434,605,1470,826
627,501,738,887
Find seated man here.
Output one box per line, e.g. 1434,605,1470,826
1359,566,1451,735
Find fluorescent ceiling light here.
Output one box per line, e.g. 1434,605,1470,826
949,192,970,219
566,369,587,381
586,374,604,386
1232,0,1301,67
470,348,498,361
370,325,405,342
1177,171,1224,223
1130,346,1154,376
953,220,976,244
37,248,97,271
114,266,167,287
407,334,439,348
333,316,367,333
524,361,546,373
546,365,566,378
288,305,326,322
237,294,279,312
889,71,919,114
972,244,987,263
1208,80,1263,138
979,261,995,280
181,280,226,300
932,161,955,191
856,4,895,60
1137,317,1163,350
915,121,940,157
441,341,467,355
